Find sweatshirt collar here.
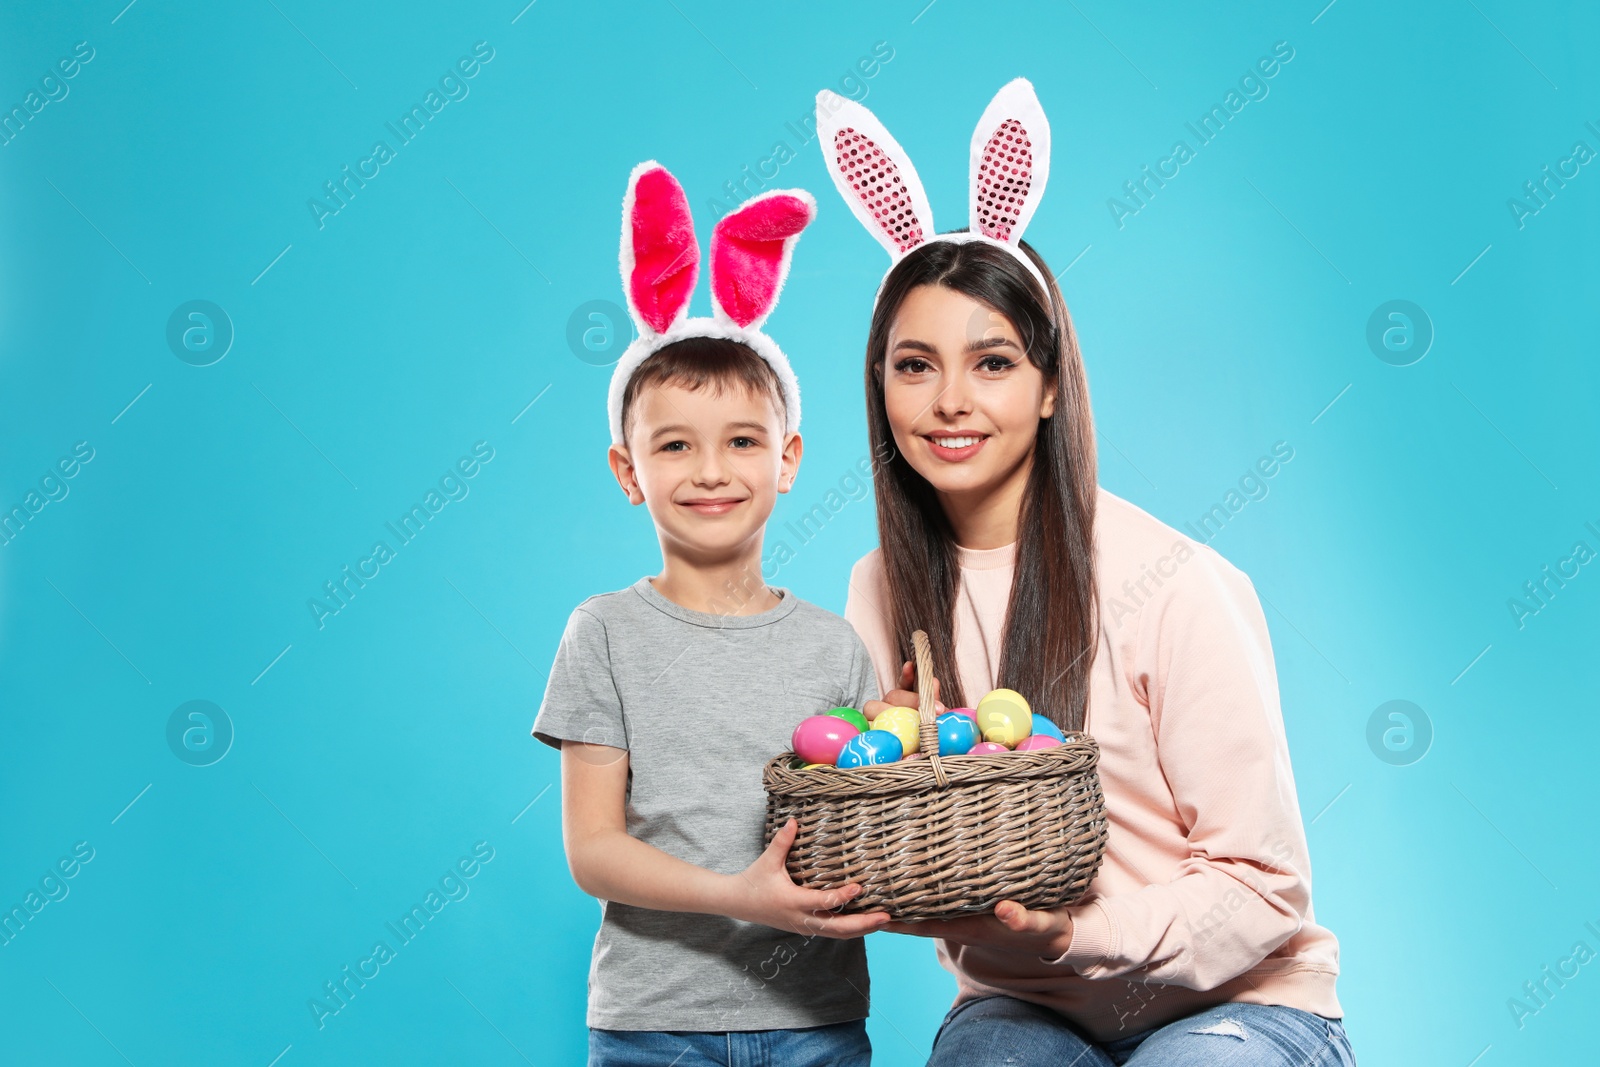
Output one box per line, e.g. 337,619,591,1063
954,540,1018,571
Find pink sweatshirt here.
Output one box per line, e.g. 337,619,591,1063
843,486,1342,1041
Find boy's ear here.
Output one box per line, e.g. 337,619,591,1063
777,431,803,494
608,444,646,505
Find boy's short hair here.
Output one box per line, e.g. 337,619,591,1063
619,336,789,446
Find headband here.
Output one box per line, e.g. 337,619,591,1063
607,161,815,445
815,77,1055,316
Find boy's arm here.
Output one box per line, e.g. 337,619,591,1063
560,740,889,938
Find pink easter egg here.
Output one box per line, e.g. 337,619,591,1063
1014,734,1063,751
949,707,979,723
792,715,860,765
968,741,1010,755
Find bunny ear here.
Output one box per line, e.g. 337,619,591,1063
710,189,816,330
620,161,699,335
968,78,1050,245
815,90,933,259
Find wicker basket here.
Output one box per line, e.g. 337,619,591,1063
762,629,1108,921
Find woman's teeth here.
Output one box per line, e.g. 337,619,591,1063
934,436,983,448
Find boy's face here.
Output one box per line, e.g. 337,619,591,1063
608,381,801,563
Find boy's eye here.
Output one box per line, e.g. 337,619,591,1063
731,437,758,448
661,440,689,452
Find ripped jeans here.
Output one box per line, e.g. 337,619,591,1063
926,996,1357,1066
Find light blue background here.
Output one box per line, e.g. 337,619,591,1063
2,1,1596,1064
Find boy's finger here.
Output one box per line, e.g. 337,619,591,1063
761,818,799,861
811,882,861,911
806,911,890,938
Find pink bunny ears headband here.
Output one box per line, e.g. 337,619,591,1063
607,161,815,445
815,77,1055,315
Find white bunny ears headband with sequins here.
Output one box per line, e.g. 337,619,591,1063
815,77,1054,312
607,161,816,445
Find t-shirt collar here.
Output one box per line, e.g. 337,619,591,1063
631,575,799,629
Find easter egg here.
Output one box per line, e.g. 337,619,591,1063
975,688,1033,746
948,707,979,723
1014,734,1062,751
836,730,903,768
791,715,859,765
871,706,921,754
1030,714,1066,743
968,741,1010,755
935,711,980,756
826,706,871,733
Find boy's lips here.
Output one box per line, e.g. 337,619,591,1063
923,432,990,462
680,497,745,515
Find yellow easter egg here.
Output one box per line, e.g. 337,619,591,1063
975,688,1032,746
870,705,921,754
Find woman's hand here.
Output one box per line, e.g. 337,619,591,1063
863,660,943,721
882,899,1075,960
724,818,890,938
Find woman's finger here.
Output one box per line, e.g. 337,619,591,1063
995,899,1054,934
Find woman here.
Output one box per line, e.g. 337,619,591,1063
821,81,1358,1064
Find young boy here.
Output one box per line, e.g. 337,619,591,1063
533,165,886,1066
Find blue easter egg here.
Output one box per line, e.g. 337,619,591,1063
836,730,904,768
935,711,980,756
1030,714,1066,743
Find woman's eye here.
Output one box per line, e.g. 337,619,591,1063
979,356,1016,373
893,357,932,374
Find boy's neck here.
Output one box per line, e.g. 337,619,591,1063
650,547,782,617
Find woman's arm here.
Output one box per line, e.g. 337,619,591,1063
560,740,889,938
888,550,1317,991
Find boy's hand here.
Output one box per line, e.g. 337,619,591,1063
863,660,942,721
726,818,890,938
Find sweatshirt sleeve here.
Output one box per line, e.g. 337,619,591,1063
1048,547,1315,991
842,552,899,700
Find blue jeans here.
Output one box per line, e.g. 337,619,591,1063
589,1019,871,1066
927,995,1357,1066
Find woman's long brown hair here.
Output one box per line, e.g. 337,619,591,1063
865,236,1100,731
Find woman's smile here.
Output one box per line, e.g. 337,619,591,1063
923,431,990,462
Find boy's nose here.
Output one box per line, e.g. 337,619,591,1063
693,450,731,485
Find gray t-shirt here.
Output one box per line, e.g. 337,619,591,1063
532,575,881,1032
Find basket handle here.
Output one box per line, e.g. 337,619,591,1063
911,629,950,788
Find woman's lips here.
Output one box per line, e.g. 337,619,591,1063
924,434,989,462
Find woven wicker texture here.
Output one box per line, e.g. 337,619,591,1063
763,629,1108,921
